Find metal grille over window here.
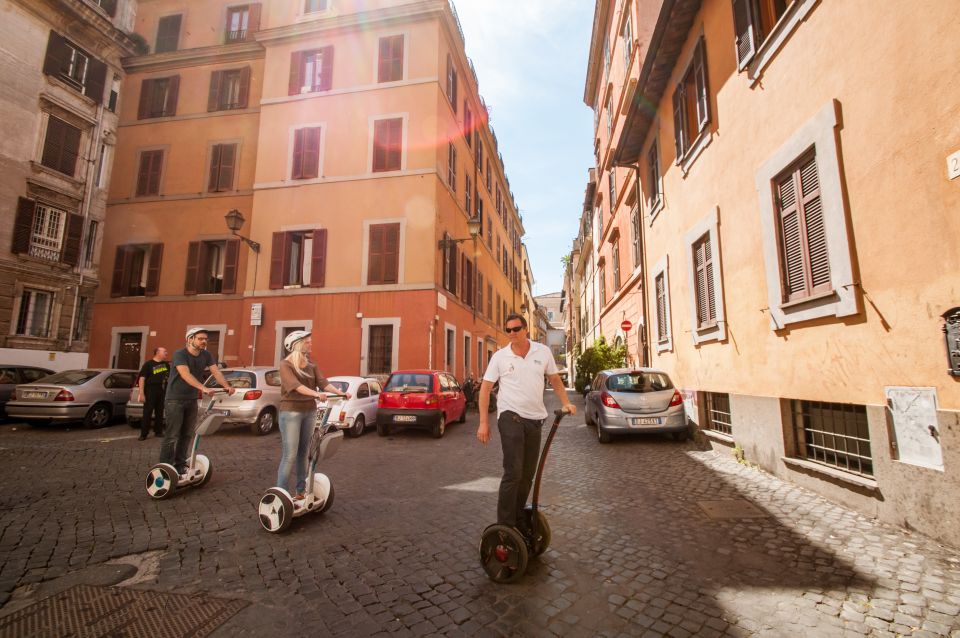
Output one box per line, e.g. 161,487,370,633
30,206,65,261
704,392,732,435
794,400,873,477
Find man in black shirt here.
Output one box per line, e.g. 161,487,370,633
137,347,169,440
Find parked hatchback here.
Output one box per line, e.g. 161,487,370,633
327,376,381,438
7,369,137,428
127,366,282,435
377,370,466,438
584,368,689,443
0,365,54,419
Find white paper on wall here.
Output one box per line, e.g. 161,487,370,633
884,386,943,472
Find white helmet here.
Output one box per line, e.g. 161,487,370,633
284,330,311,352
185,327,208,340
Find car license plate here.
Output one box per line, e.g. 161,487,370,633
22,391,46,400
213,409,230,416
394,415,416,422
631,417,660,426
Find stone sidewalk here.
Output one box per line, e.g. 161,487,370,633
0,392,958,636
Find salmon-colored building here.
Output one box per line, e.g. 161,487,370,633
582,0,960,545
90,0,527,381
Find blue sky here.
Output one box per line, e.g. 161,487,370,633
454,0,595,296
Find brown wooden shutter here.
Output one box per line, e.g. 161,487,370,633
84,59,108,103
61,123,81,176
732,0,758,70
693,40,709,131
310,228,327,287
247,3,261,39
378,37,390,83
101,0,117,17
183,241,200,295
208,144,222,191
387,118,402,171
777,169,805,300
655,274,666,340
219,144,236,191
672,84,685,158
705,238,716,323
302,128,320,179
372,120,387,172
288,51,303,95
43,32,69,77
291,129,304,179
12,197,36,255
208,71,222,111
61,214,84,266
137,79,152,119
145,243,163,295
800,156,830,292
319,46,334,91
166,76,179,116
156,14,182,53
222,239,240,294
136,152,150,196
378,36,403,83
238,66,251,108
41,117,65,171
269,232,285,289
368,224,384,284
111,246,127,297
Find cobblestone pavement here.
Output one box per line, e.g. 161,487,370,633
1,391,959,637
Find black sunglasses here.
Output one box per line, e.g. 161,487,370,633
505,325,524,333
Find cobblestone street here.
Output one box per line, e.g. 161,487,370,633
1,391,959,637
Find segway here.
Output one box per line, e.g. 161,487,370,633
479,408,568,583
145,390,229,499
258,397,344,533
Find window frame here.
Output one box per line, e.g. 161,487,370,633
40,115,82,178
362,220,404,287
376,33,406,83
369,115,406,173
135,148,165,197
733,0,817,81
672,36,711,163
155,14,182,53
289,125,324,180
268,228,328,289
683,207,726,344
650,255,672,352
14,288,55,338
207,141,239,192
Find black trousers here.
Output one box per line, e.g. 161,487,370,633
141,386,165,436
497,411,543,528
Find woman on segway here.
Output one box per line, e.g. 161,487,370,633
277,331,349,500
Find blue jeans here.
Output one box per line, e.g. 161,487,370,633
277,410,314,494
160,399,198,473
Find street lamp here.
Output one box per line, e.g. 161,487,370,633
438,216,482,322
224,209,261,364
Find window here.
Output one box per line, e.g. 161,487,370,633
606,95,613,140
136,150,164,196
692,233,716,327
704,392,732,435
208,143,238,192
487,283,493,319
446,54,458,111
655,273,666,341
377,35,404,83
603,35,610,80
304,0,328,12
137,77,179,119
93,0,117,17
108,75,120,112
95,143,109,188
269,229,327,289
15,289,53,337
43,32,107,102
226,5,257,43
367,223,400,285
155,14,182,53
647,140,662,211
672,38,710,159
367,325,393,375
291,127,322,180
598,263,606,307
12,199,82,265
611,238,621,291
208,68,251,111
41,116,82,177
622,12,634,68
476,272,484,316
447,143,457,191
630,205,641,267
793,400,873,477
288,47,334,95
372,118,402,172
463,104,473,145
496,293,501,326
464,335,471,375
651,255,672,350
774,152,829,303
29,205,66,262
461,257,473,307
464,175,472,213
185,240,239,295
445,327,455,371
442,234,458,294
110,244,163,297
608,169,616,213
83,220,98,268
72,296,91,341
733,0,798,68
486,159,492,191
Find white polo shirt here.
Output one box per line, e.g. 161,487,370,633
483,340,559,420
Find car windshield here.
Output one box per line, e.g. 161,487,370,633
605,372,674,393
328,381,349,393
384,374,434,393
205,371,256,389
35,370,99,386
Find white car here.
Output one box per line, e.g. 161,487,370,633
326,376,381,438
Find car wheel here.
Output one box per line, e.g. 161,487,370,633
84,403,112,429
251,408,276,435
456,405,466,423
347,414,365,438
432,417,445,439
597,420,612,444
376,421,390,437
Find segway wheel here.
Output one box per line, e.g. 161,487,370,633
196,454,213,487
479,524,529,584
258,488,294,533
146,463,179,500
320,483,335,514
523,507,552,557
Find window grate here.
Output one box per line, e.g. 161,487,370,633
704,392,732,435
793,400,873,477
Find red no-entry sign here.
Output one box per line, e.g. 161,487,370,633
621,320,632,332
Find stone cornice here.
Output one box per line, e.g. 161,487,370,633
123,41,265,73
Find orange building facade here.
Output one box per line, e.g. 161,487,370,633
90,0,527,381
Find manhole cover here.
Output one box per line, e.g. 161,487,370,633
0,584,247,638
697,499,768,519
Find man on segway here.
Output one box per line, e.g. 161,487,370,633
477,314,575,535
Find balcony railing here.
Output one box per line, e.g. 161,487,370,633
29,243,61,262
226,29,247,42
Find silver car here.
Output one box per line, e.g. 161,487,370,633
126,366,282,435
0,365,54,419
584,368,690,443
327,376,382,438
7,369,138,428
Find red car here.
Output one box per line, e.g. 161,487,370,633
376,370,466,438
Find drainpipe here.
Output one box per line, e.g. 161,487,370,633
428,319,435,369
633,164,650,367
